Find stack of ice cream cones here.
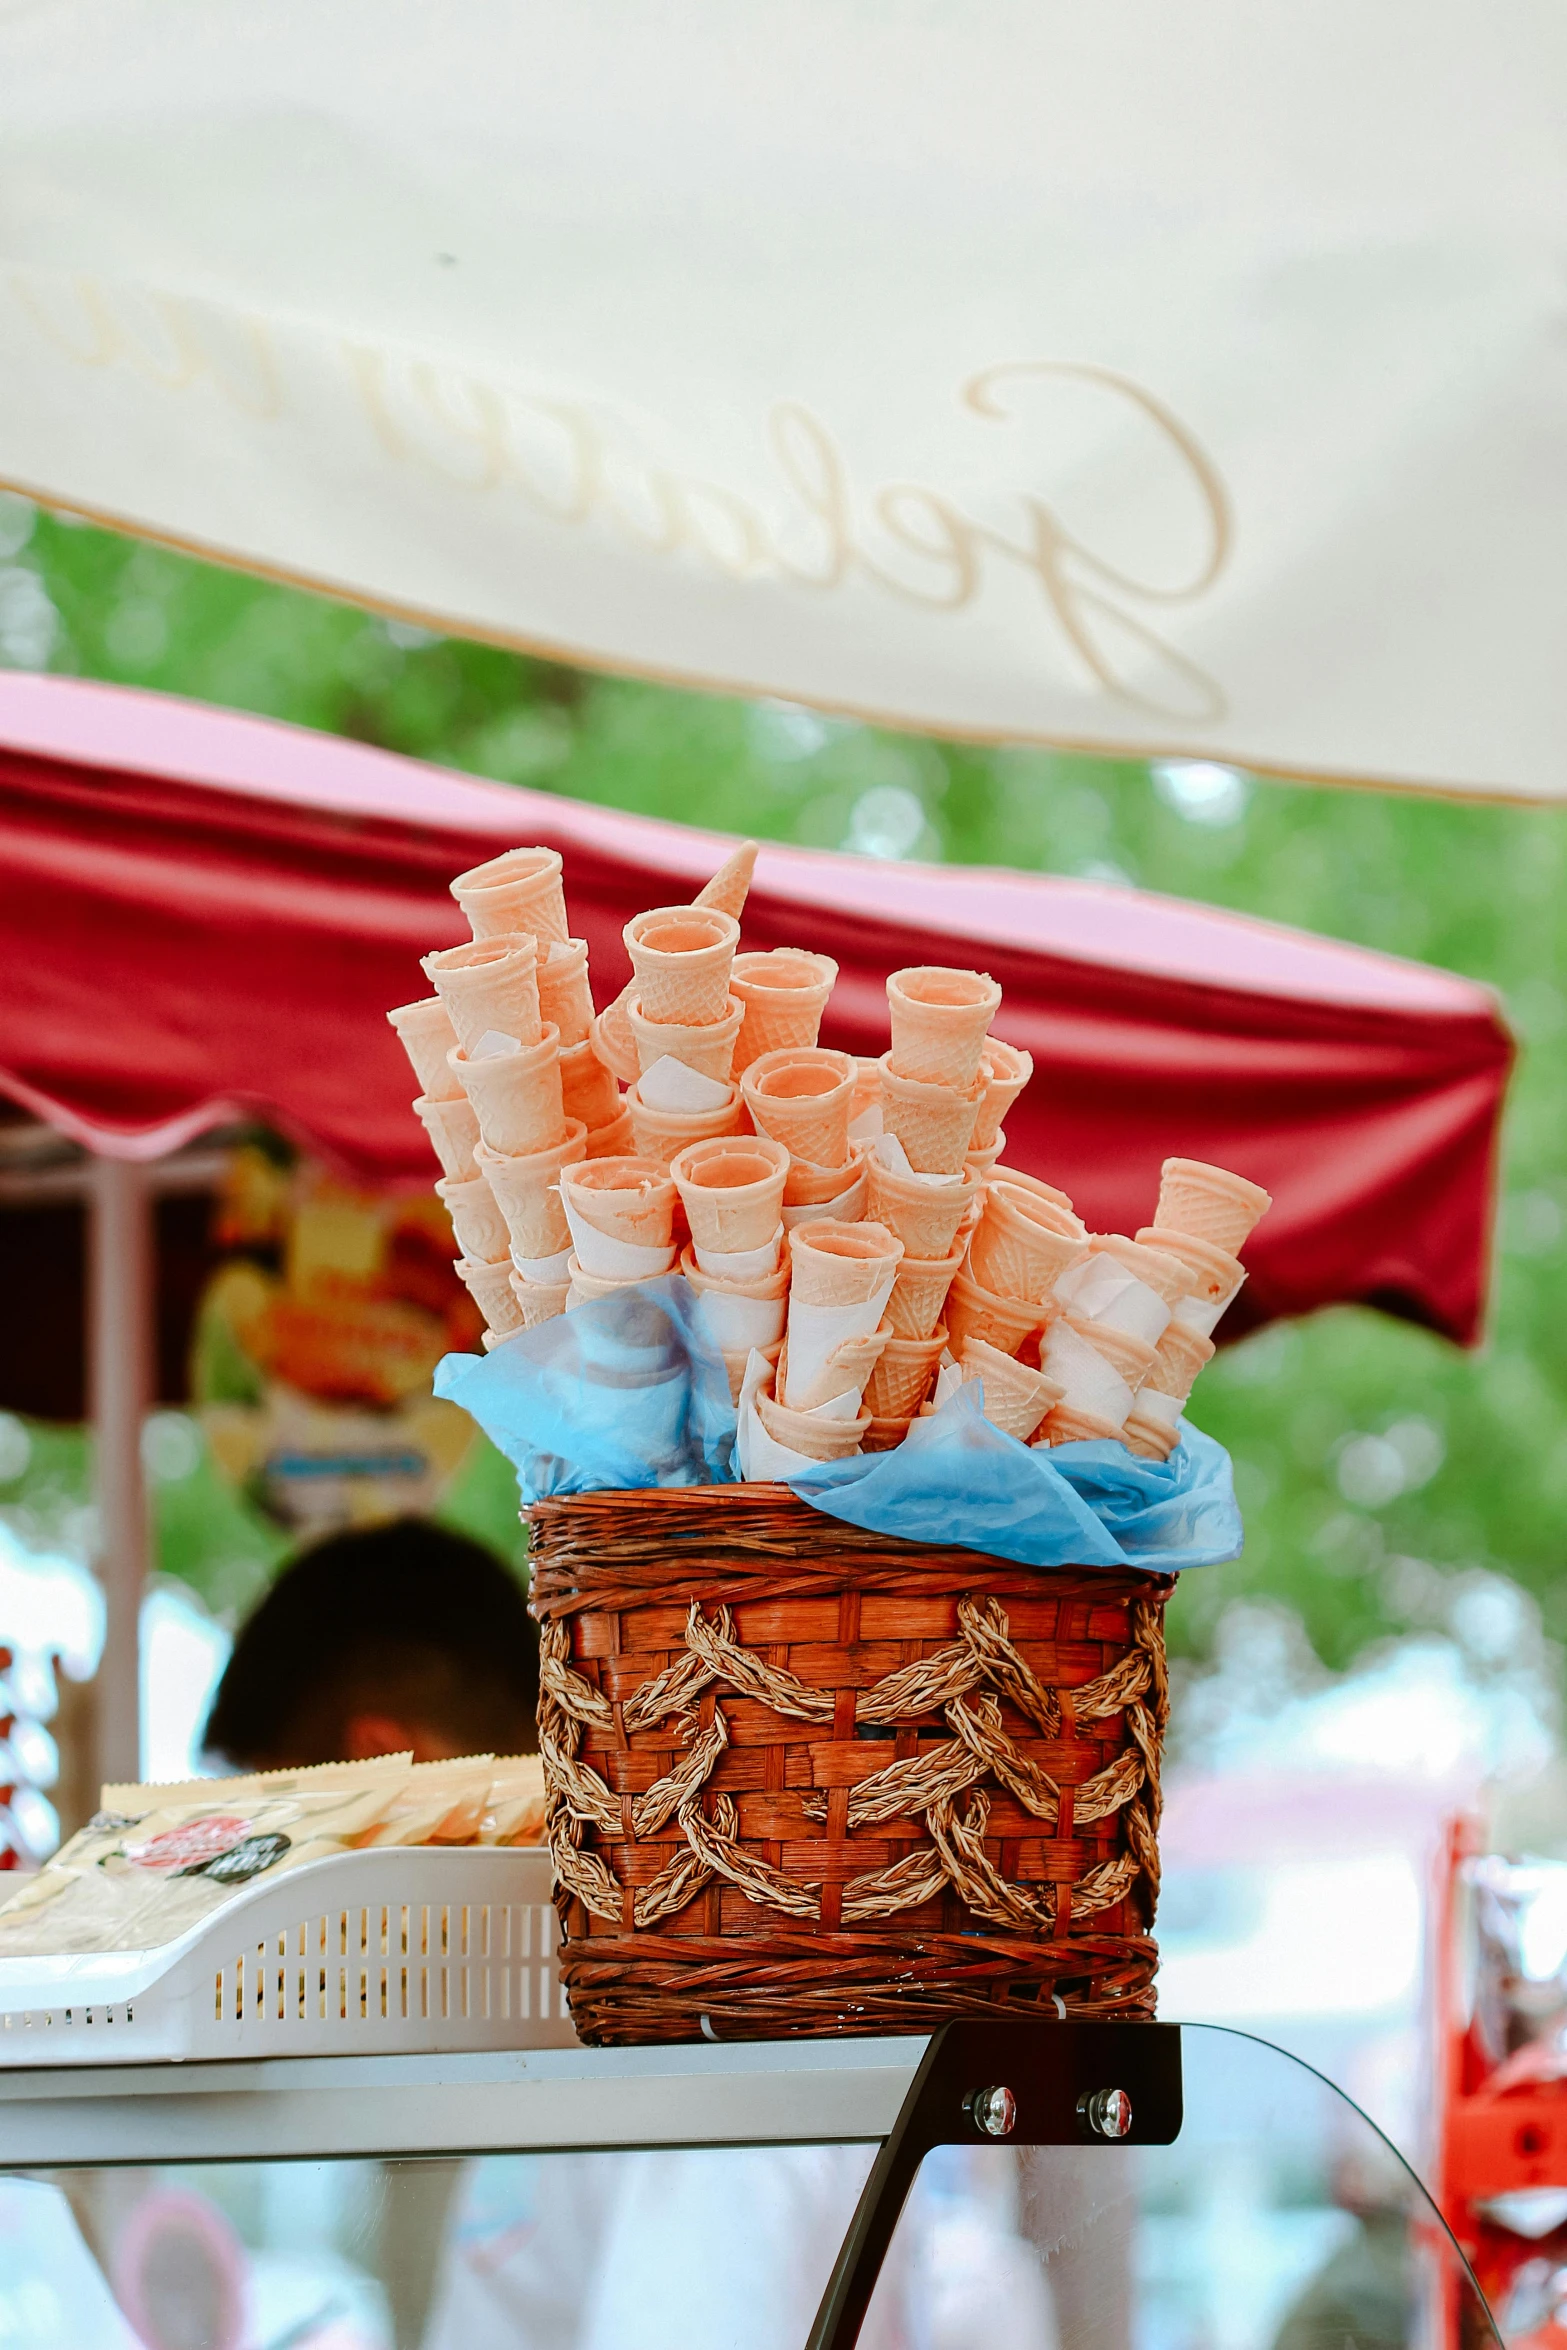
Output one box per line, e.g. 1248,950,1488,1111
559,1158,679,1305
751,1220,903,1460
671,1137,791,1399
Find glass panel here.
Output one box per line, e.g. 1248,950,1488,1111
0,2143,878,2350
876,2024,1499,2350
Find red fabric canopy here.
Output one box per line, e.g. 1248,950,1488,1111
0,675,1511,1344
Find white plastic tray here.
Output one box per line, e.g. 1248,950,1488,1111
0,1845,577,2065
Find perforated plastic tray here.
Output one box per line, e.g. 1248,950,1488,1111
0,1845,575,2065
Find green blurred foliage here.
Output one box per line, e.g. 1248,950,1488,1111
3,494,1565,1669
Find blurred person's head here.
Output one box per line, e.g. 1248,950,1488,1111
204,1517,538,1770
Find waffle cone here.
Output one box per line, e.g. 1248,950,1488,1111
628,993,744,1082
864,1415,913,1452
877,1056,982,1174
1038,1405,1125,1447
865,1326,947,1420
720,1336,782,1404
537,939,595,1046
852,1058,882,1120
559,1036,622,1133
886,966,1002,1089
450,1024,565,1158
680,1246,791,1307
694,840,759,919
388,996,463,1101
959,1337,1062,1442
1090,1232,1191,1307
754,1387,868,1461
507,1269,571,1328
1155,1158,1272,1255
965,1140,1005,1178
971,1038,1033,1152
451,847,568,945
626,1080,743,1170
781,1319,893,1412
455,1254,527,1337
566,1257,647,1305
434,1172,510,1265
788,1219,904,1307
944,1267,1046,1359
730,950,838,1074
1145,1321,1215,1401
422,935,542,1054
887,1243,965,1337
742,1048,856,1169
671,1137,790,1254
585,1107,637,1159
414,1092,481,1181
594,989,642,1085
968,1184,1088,1301
865,1156,975,1257
475,1125,585,1259
1135,1226,1246,1309
783,1147,868,1217
1123,1411,1179,1461
993,1169,1082,1223
559,1156,677,1251
624,907,740,1027
1065,1313,1157,1393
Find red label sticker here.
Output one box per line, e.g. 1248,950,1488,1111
123,1817,248,1872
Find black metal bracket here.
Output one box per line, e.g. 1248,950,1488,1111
805,2019,1183,2350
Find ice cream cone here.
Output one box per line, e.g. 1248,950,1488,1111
965,1140,1005,1178
729,950,838,1073
624,906,740,1027
508,1268,571,1328
681,1246,790,1349
450,846,568,945
559,1036,622,1134
628,993,744,1083
1066,1313,1156,1395
989,1168,1082,1222
1037,1405,1126,1447
1039,1317,1136,1430
537,939,595,1047
783,1146,868,1221
864,1415,913,1452
594,989,641,1086
971,1038,1033,1153
781,1318,893,1412
415,1092,481,1182
671,1137,790,1255
958,1337,1062,1442
720,1336,782,1404
886,966,1002,1090
1155,1158,1272,1255
455,1254,527,1337
435,1171,510,1265
742,1048,857,1169
474,1123,585,1259
694,840,759,919
1123,1411,1179,1461
584,1106,637,1158
754,1386,869,1461
886,1242,966,1338
865,1326,947,1420
1136,1225,1246,1315
788,1219,904,1308
968,1183,1089,1302
865,1155,975,1258
626,1079,744,1170
1145,1321,1215,1403
388,996,463,1101
943,1267,1046,1359
1089,1232,1191,1307
877,1056,983,1174
566,1256,647,1307
450,1024,565,1158
422,936,542,1054
559,1156,678,1253
852,1058,882,1121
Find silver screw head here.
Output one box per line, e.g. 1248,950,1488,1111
966,2085,1018,2138
1078,2086,1133,2140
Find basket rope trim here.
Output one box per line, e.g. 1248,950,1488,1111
539,1591,1166,1936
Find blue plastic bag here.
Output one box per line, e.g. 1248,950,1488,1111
433,1275,739,1501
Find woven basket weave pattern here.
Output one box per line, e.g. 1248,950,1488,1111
529,1487,1169,2045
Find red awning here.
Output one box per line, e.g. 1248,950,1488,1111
0,674,1511,1344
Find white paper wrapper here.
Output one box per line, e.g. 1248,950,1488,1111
737,1352,862,1481
694,1285,788,1352
1172,1292,1228,1338
872,1130,965,1189
694,1225,784,1280
637,1054,734,1113
848,1102,885,1145
781,1166,869,1228
931,1359,964,1409
1040,1320,1135,1429
475,1026,524,1056
1054,1253,1172,1345
782,1276,897,1411
511,1243,574,1284
1136,1387,1186,1431
561,1198,678,1278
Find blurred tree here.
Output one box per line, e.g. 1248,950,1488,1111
2,493,1563,1682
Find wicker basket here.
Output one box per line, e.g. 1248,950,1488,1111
529,1485,1171,2046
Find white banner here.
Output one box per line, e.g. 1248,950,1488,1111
2,0,1564,798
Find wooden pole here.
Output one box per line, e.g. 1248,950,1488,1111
88,1153,153,1792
